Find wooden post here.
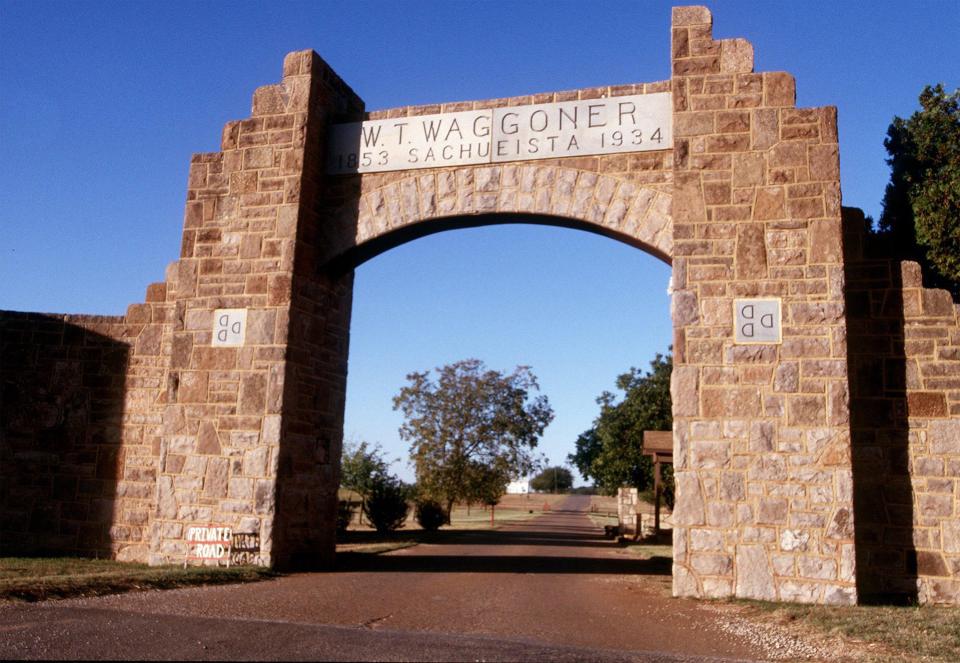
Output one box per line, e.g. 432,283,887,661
654,456,662,535
642,431,672,539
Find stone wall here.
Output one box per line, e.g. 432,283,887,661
0,268,172,560
842,208,960,604
269,52,363,569
668,6,857,604
1,312,128,555
149,51,363,569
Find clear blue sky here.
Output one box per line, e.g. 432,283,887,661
1,1,957,483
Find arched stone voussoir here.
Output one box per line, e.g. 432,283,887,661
322,164,673,268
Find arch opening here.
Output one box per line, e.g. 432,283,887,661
324,212,673,275
338,218,675,578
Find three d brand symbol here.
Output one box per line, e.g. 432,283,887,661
212,308,246,347
734,299,781,344
740,304,775,339
217,314,242,343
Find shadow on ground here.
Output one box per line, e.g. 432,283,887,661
336,522,671,575
338,526,612,549
335,552,671,575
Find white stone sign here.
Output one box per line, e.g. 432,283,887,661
327,93,672,174
734,299,782,343
327,109,492,173
185,525,233,563
212,308,246,347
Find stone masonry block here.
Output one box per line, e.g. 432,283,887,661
930,420,960,454
673,472,706,526
252,84,288,116
908,392,948,418
808,144,840,181
672,5,712,27
702,388,762,417
753,186,785,220
735,223,767,279
763,73,796,107
672,366,700,417
736,545,776,600
720,39,753,74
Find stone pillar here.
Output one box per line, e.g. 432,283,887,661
669,6,857,604
151,51,363,568
618,487,640,537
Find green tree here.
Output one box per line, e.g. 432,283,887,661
567,429,601,490
393,359,554,515
878,84,960,295
464,461,510,510
530,466,574,493
362,472,409,533
469,462,510,507
568,353,672,496
340,440,390,524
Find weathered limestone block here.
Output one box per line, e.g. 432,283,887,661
671,366,700,417
673,561,700,597
736,544,776,600
673,472,706,526
930,420,960,454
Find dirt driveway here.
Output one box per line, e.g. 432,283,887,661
0,495,813,661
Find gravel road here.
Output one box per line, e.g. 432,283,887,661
0,495,790,661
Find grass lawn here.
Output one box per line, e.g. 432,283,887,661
336,495,554,553
0,557,276,602
587,511,618,530
736,600,960,662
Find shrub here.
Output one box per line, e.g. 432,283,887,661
415,500,446,531
336,500,355,534
362,474,409,533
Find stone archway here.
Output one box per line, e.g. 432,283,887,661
143,5,863,604
319,164,673,269
327,166,673,267
10,4,960,605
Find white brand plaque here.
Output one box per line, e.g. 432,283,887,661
327,92,672,175
212,308,247,347
734,299,782,344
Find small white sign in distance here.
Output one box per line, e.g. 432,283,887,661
734,299,782,344
327,92,672,175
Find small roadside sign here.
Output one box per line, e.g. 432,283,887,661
184,525,233,567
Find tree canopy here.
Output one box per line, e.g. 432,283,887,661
568,353,672,496
393,359,554,512
340,439,390,500
530,466,574,493
878,84,960,295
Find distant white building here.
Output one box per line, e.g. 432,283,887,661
506,479,531,494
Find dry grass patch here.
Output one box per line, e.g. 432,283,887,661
0,557,276,602
335,494,568,554
738,600,960,662
589,494,618,512
341,495,555,534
